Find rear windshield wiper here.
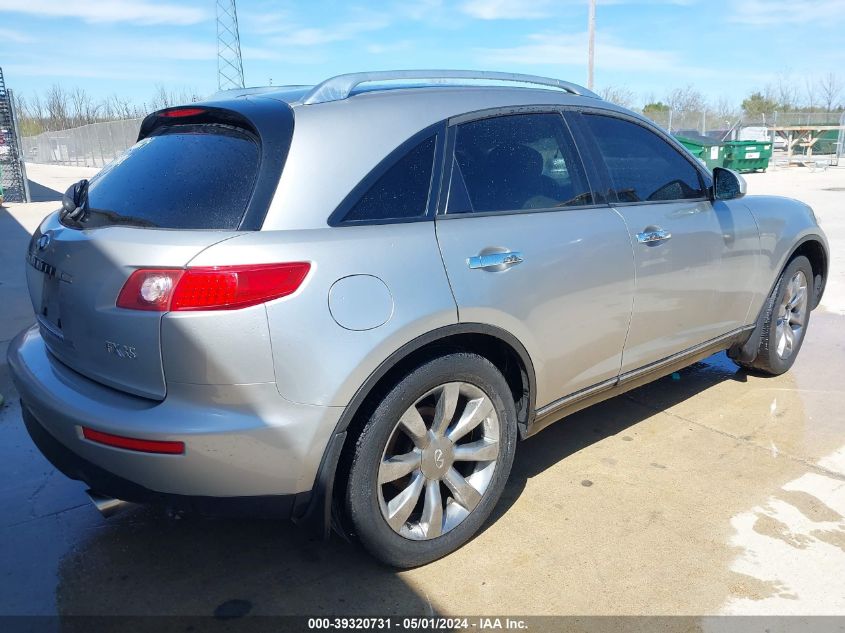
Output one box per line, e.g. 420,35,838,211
60,180,157,229
81,209,158,229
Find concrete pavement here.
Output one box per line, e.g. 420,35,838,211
0,162,843,619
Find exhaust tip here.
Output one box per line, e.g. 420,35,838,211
86,489,131,518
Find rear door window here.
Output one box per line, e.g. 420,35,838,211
447,113,592,214
85,124,260,230
582,113,706,203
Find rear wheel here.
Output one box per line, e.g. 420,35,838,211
738,255,812,375
345,353,517,567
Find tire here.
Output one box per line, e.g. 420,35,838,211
738,255,813,375
345,352,517,568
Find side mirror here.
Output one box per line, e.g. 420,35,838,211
61,179,89,221
713,167,746,201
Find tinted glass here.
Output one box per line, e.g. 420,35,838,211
86,124,259,230
343,136,436,223
448,113,592,214
583,114,705,203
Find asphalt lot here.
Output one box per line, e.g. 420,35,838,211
1,162,844,620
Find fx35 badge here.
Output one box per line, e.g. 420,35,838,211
106,341,137,359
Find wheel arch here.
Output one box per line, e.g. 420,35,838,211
292,323,537,537
788,235,827,309
730,233,828,364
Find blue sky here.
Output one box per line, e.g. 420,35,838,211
1,0,844,108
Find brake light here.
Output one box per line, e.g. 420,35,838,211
82,427,185,455
116,263,310,311
158,107,206,118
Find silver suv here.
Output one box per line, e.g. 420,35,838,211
9,71,828,567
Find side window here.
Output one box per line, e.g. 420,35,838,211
341,135,436,223
447,113,592,214
582,113,705,203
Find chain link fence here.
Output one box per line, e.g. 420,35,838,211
22,118,142,168
19,108,844,170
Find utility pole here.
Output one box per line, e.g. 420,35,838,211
216,0,245,90
587,0,596,90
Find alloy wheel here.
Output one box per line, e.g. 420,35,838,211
377,382,500,540
775,270,808,359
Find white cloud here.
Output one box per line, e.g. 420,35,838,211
4,61,186,82
730,0,845,26
460,0,698,20
366,40,415,55
0,0,209,26
461,0,554,20
479,31,680,72
241,7,389,46
0,27,33,42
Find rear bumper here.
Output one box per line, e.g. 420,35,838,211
21,404,295,517
8,325,344,503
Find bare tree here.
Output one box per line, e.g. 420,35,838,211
149,83,177,111
818,72,842,112
44,84,71,131
28,91,44,122
598,85,635,109
774,72,799,111
804,76,819,111
666,85,706,115
107,94,138,120
11,92,42,136
713,96,739,125
70,87,99,126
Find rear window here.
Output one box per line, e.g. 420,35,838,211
85,124,259,230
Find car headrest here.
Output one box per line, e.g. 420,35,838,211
486,143,543,179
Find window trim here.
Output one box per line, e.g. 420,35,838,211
437,107,605,218
570,106,713,207
327,121,446,227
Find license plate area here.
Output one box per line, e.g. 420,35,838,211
37,273,67,343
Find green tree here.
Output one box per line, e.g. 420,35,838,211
643,101,670,115
741,91,779,118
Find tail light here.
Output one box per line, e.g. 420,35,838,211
158,107,206,118
117,263,311,311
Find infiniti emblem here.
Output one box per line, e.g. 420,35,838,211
434,448,445,470
37,233,51,251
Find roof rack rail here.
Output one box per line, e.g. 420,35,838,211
301,70,600,105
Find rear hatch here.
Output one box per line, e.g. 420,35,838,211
25,99,294,399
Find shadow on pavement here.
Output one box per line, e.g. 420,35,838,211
488,352,744,527
26,179,63,203
43,354,743,618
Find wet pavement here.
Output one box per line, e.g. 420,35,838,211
1,164,843,618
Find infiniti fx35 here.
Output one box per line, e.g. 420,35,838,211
9,71,828,567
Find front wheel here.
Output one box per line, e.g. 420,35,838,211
345,352,517,567
738,255,813,375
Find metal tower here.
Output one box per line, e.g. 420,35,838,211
216,0,245,90
0,67,30,203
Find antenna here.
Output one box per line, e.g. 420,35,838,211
216,0,245,90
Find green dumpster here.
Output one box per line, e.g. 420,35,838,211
673,133,727,170
723,140,772,173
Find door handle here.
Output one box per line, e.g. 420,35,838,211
468,251,524,270
636,229,672,244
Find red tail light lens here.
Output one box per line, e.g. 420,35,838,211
117,263,310,312
82,427,185,455
158,107,206,118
